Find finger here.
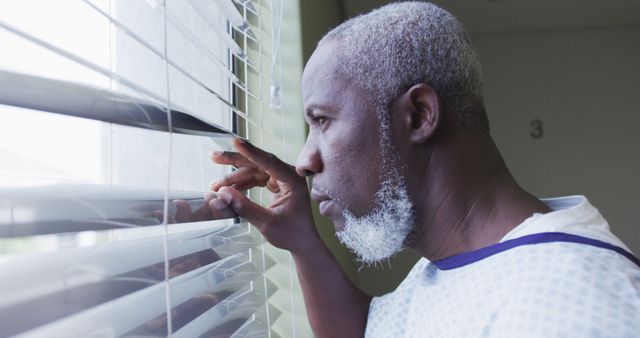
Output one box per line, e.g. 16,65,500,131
152,210,166,223
173,200,192,223
233,138,297,182
191,201,216,221
217,186,274,229
266,177,280,193
198,293,220,305
208,197,237,219
211,150,257,169
232,178,265,192
210,167,270,191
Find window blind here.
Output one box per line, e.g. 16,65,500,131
0,0,311,337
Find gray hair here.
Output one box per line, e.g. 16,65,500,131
320,1,489,133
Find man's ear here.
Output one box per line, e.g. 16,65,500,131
395,84,441,144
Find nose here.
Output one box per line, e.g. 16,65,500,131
295,136,323,177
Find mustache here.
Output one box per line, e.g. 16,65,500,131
311,182,348,208
311,182,334,199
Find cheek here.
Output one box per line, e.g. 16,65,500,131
323,121,382,212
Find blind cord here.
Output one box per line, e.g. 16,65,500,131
269,0,283,109
161,0,174,336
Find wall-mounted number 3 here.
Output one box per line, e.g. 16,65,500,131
530,119,544,139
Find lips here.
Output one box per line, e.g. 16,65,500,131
310,188,329,204
318,200,333,216
311,188,346,230
311,189,336,216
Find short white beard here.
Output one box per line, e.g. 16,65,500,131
336,136,415,265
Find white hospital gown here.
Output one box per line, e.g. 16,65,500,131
366,196,640,338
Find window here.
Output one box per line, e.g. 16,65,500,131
0,0,311,337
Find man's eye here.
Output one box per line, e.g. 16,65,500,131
314,116,328,127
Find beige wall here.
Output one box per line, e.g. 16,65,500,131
299,0,344,62
475,25,640,256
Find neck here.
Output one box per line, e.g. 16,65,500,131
406,132,551,262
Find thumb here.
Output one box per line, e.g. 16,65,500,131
217,187,274,229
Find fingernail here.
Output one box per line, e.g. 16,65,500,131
234,138,250,147
217,189,232,205
211,150,223,157
204,191,218,200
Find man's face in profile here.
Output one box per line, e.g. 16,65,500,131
297,41,416,264
298,40,383,228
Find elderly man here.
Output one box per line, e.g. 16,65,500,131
206,2,640,337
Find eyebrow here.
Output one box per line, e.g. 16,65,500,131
304,104,334,118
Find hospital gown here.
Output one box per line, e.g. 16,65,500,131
366,196,640,338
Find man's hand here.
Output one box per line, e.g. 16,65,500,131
209,138,322,256
209,139,371,338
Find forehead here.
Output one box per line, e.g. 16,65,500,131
302,42,349,106
302,41,373,116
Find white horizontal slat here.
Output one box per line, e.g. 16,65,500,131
85,0,256,99
0,71,238,150
232,303,282,338
0,4,254,127
230,318,267,338
0,19,159,107
214,0,248,29
169,253,258,300
215,238,276,268
178,0,243,55
232,24,259,44
164,12,254,99
0,222,258,310
173,275,277,338
173,283,256,338
183,0,260,67
86,1,243,118
15,252,255,338
0,0,305,335
234,0,258,16
202,256,274,301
